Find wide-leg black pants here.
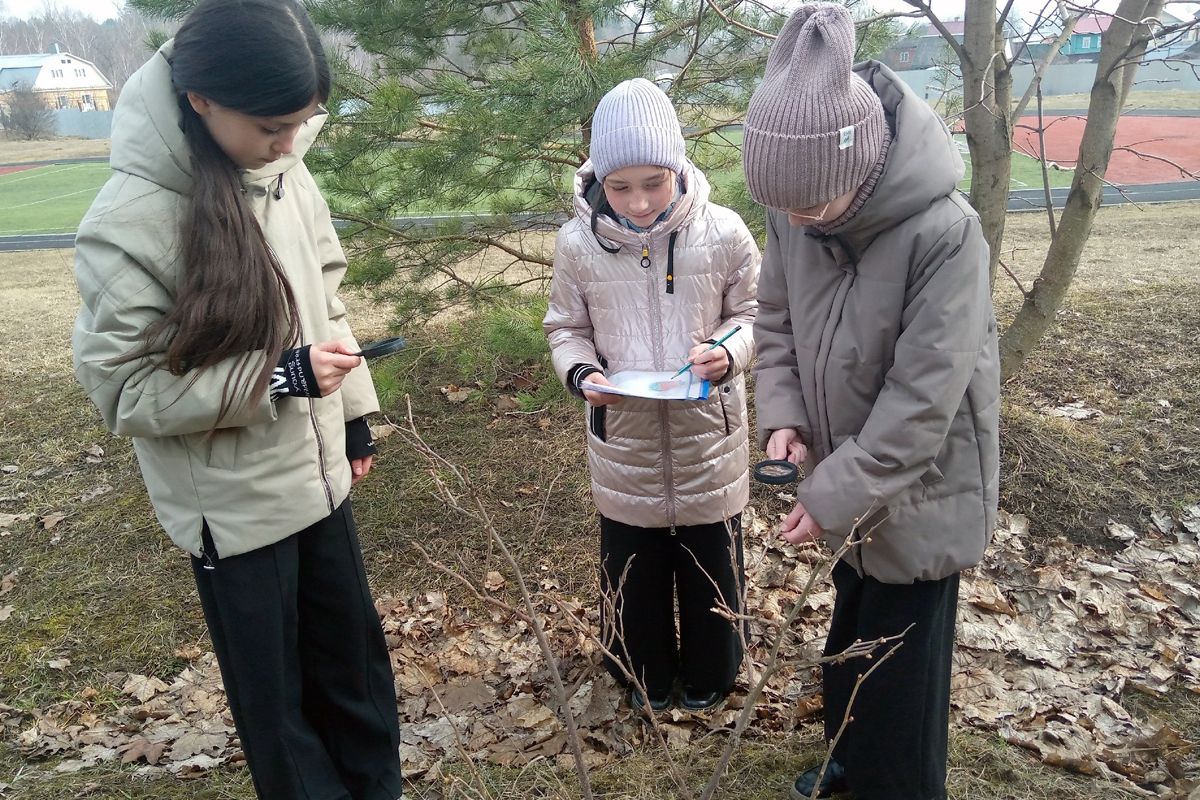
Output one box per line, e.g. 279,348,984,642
191,500,403,800
821,559,959,800
599,514,745,698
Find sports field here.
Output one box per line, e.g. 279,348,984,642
0,144,1078,237
0,162,111,235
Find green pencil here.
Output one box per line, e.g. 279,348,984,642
671,325,743,378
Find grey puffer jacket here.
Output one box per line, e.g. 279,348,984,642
73,42,378,559
754,61,1000,584
544,161,760,528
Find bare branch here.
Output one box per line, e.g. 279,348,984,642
704,0,776,40
397,404,595,799
1011,10,1083,123
904,0,968,63
1111,145,1200,180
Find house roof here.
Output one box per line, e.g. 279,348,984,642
0,52,113,90
0,54,58,69
0,67,42,89
1074,15,1113,35
919,20,966,37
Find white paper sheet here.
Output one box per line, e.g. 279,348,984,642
580,370,711,401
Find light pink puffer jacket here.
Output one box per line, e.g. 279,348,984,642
544,161,759,528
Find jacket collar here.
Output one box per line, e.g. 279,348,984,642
814,60,965,254
571,159,709,248
109,39,325,197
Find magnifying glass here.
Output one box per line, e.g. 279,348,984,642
354,336,407,360
752,459,799,485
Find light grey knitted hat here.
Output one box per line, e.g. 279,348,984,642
743,3,886,209
589,78,686,181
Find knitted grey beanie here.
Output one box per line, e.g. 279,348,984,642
590,78,686,181
743,3,886,209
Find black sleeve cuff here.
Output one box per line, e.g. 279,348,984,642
566,363,601,398
345,416,377,460
270,345,321,400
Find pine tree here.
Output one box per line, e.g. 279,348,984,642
130,0,900,324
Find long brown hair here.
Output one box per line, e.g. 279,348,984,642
121,0,330,425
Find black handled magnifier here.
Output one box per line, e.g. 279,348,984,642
752,459,799,485
354,336,407,360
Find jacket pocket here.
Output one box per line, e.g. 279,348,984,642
588,404,607,442
717,386,732,436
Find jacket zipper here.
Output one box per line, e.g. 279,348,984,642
812,237,856,461
309,399,335,513
642,232,677,526
272,246,335,515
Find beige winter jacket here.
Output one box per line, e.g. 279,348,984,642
754,61,1000,584
72,42,378,559
544,161,759,528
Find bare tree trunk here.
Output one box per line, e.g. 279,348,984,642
998,0,1163,379
568,3,598,147
960,0,1013,288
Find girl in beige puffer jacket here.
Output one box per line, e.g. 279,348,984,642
543,79,760,714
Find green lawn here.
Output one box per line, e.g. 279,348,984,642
0,140,1076,237
0,163,111,235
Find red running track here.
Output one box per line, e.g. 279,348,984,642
1014,114,1200,185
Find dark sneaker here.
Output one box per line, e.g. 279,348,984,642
789,760,848,799
679,689,725,712
629,687,671,713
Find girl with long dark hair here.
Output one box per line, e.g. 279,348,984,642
72,1,403,797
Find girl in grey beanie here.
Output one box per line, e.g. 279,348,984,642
544,78,760,715
745,5,1000,800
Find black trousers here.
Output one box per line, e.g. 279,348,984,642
599,515,745,698
191,500,403,800
821,559,959,800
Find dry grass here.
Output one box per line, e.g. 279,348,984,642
0,249,78,381
0,137,110,163
2,201,1199,797
994,204,1200,547
1034,89,1200,112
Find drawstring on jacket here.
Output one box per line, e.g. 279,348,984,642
273,173,285,200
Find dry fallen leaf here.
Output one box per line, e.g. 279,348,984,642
84,445,105,464
169,732,228,761
122,674,169,703
120,738,165,765
494,395,521,412
0,513,33,530
0,606,13,623
41,513,65,531
439,384,472,403
483,571,505,591
0,572,16,597
1044,401,1102,420
46,658,71,670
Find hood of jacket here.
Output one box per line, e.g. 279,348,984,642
571,158,711,248
825,60,965,251
109,39,325,197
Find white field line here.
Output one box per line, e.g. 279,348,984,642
0,163,106,187
0,182,108,211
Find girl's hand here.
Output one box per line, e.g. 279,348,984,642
766,428,808,465
686,342,729,382
310,341,361,395
582,373,624,406
350,455,373,485
780,500,823,545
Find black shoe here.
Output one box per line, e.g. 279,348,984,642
789,760,848,799
629,687,671,713
680,689,725,712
